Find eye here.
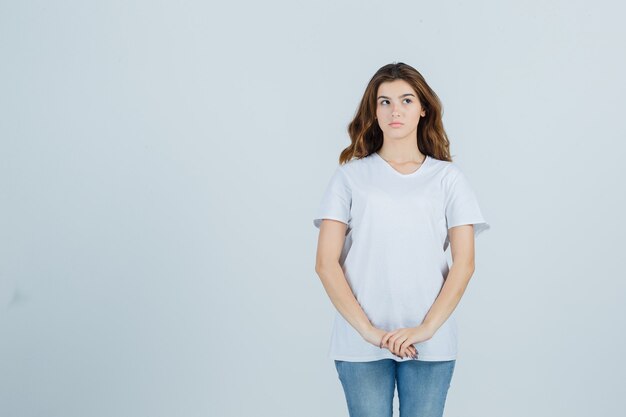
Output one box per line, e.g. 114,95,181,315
404,98,412,104
380,100,389,105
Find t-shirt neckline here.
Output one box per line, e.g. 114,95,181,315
373,152,430,177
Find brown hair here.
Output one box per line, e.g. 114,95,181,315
339,62,452,164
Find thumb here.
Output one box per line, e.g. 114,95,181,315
379,333,389,348
379,331,393,348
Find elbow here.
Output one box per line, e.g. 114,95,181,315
315,258,338,276
453,259,475,276
314,261,327,276
465,260,476,275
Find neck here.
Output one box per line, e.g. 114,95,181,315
377,141,424,163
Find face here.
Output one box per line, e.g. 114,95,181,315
375,79,425,141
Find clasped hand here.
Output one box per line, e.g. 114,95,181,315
363,325,433,359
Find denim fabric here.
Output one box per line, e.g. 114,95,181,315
334,359,456,417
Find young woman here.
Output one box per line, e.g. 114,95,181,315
313,62,490,417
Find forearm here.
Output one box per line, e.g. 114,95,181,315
316,262,372,336
422,262,474,335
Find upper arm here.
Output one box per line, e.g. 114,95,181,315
315,219,347,272
443,164,490,238
313,166,351,271
442,164,490,254
448,224,475,270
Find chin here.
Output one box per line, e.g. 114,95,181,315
386,131,408,138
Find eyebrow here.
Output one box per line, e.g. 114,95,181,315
377,93,416,100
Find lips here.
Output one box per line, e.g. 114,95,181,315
389,122,404,126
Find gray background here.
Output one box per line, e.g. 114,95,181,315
1,1,625,416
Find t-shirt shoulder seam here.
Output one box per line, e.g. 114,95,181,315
442,161,464,182
337,158,362,187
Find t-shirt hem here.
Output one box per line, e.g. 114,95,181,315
330,353,457,362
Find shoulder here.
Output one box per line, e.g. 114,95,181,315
426,157,471,193
426,156,461,178
337,153,376,178
340,153,374,169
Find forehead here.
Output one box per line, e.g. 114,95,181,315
377,79,416,97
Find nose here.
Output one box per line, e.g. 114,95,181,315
391,102,401,117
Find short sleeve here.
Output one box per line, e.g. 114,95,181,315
444,165,490,238
313,166,352,229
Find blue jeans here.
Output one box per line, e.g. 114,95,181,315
334,359,456,417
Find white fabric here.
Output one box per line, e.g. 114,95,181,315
313,152,490,362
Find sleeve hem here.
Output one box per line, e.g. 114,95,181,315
447,220,490,237
313,216,350,229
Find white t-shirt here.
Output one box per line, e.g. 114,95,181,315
313,152,490,362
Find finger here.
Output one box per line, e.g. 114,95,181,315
403,346,413,358
402,339,416,357
385,333,394,352
393,341,401,356
384,339,400,357
394,340,404,357
396,337,408,354
390,339,398,355
392,333,407,355
382,330,397,348
390,335,401,352
380,333,388,348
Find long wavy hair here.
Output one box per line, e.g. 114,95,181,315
339,62,452,164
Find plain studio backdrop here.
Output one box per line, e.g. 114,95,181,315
1,1,625,416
